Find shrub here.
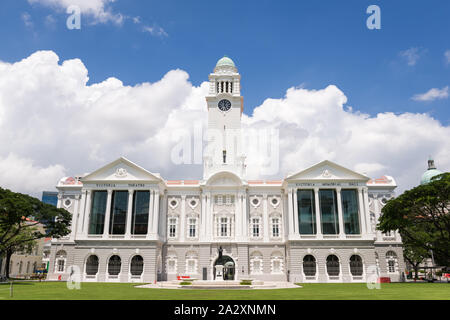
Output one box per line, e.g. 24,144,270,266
240,280,252,285
180,281,192,285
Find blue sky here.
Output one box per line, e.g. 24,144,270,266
1,0,449,123
0,0,449,196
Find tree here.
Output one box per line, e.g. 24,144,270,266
0,187,71,278
378,173,450,267
402,242,429,280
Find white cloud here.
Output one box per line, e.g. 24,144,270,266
142,25,168,37
399,47,424,66
445,50,450,65
21,12,34,28
412,86,449,101
0,153,66,196
28,0,123,25
0,51,449,197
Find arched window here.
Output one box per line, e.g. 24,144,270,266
326,255,340,276
26,261,30,274
386,251,397,273
166,252,178,274
33,262,37,273
19,261,23,274
108,255,122,276
303,255,316,276
86,255,99,275
130,255,144,276
349,255,363,276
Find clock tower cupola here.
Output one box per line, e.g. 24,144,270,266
203,56,246,180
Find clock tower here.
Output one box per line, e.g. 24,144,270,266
203,56,246,180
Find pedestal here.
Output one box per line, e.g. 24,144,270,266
215,265,224,281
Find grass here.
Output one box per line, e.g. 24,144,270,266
0,282,449,300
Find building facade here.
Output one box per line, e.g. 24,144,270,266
47,57,404,283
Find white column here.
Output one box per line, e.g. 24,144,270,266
293,189,299,235
125,189,134,238
263,194,269,242
152,190,160,235
362,187,370,235
77,190,87,237
180,195,186,242
242,191,248,237
235,192,242,239
358,188,367,235
201,193,206,239
146,190,154,239
373,195,381,241
83,190,92,236
314,188,322,237
209,193,214,240
336,188,345,237
103,190,113,237
287,188,294,236
70,194,81,241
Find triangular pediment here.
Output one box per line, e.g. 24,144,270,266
286,160,370,182
81,157,163,183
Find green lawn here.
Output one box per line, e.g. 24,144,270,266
0,282,449,300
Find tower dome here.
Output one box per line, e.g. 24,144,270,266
420,156,442,185
214,56,237,72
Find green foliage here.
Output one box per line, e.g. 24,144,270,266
0,187,71,251
180,281,192,285
240,280,252,285
378,173,450,267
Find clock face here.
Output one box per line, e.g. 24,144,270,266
218,99,231,112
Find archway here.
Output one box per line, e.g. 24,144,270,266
214,255,235,280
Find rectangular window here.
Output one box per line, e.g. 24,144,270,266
131,191,150,235
252,218,260,237
220,217,228,237
341,189,360,234
297,190,316,234
169,218,177,238
109,191,128,235
388,260,395,273
272,218,280,237
189,218,197,238
57,260,65,272
215,195,223,205
319,189,339,235
89,191,107,234
226,195,234,205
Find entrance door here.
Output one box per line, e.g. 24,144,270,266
214,255,235,280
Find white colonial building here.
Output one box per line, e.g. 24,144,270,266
47,56,404,283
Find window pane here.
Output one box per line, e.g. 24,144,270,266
86,255,99,275
108,255,121,275
349,255,363,276
326,255,340,276
89,191,107,235
303,255,316,276
132,191,149,235
109,191,128,235
319,190,339,234
341,189,360,234
297,190,316,234
130,255,144,276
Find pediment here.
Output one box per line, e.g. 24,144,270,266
81,157,163,183
286,160,369,182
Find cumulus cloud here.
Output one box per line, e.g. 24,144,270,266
28,0,124,25
0,51,448,197
412,86,449,101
